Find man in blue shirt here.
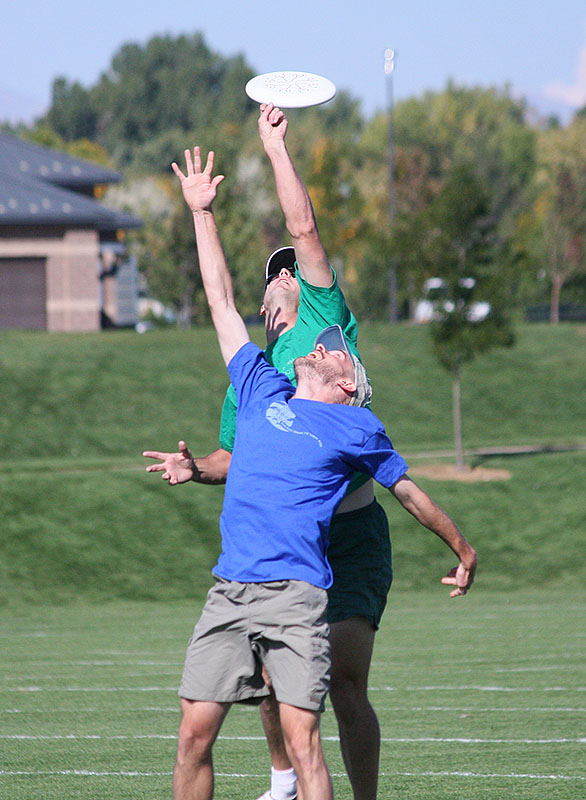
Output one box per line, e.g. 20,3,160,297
147,145,477,800
144,104,394,800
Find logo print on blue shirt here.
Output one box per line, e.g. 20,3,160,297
266,402,322,447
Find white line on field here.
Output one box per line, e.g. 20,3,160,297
374,706,586,713
494,665,580,672
3,684,585,693
4,705,584,714
369,686,586,692
0,769,175,777
0,734,177,740
0,769,583,781
2,733,584,744
2,672,180,682
9,660,183,667
3,686,176,692
375,652,584,664
379,737,586,744
73,661,181,666
381,770,586,781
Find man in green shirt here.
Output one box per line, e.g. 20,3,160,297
143,104,457,800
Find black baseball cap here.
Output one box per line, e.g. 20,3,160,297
265,246,297,285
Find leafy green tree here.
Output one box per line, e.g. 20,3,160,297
431,310,515,470
113,151,276,325
22,125,113,168
533,116,586,322
355,83,537,320
44,78,97,141
425,164,515,469
34,42,547,328
41,33,258,170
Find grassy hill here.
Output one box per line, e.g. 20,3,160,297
1,322,584,605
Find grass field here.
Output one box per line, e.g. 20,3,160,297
0,322,584,796
1,322,585,606
1,589,584,800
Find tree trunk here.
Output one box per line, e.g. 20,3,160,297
452,364,465,471
388,263,399,323
177,291,193,329
550,271,563,324
407,272,417,323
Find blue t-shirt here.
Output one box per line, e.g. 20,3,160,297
213,342,408,590
218,270,370,496
219,270,360,452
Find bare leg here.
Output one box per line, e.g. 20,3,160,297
259,618,378,799
278,703,332,800
173,698,230,800
329,616,379,800
259,689,293,770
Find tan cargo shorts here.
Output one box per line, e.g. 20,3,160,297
179,577,331,711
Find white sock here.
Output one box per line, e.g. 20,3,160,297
270,766,297,800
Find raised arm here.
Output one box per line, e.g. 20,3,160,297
258,103,332,287
172,147,249,365
389,475,478,597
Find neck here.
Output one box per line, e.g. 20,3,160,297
293,378,345,405
264,308,298,345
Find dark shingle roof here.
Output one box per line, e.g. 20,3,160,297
0,133,122,189
0,133,142,230
0,169,141,230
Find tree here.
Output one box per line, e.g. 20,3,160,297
425,164,515,470
534,116,586,322
44,78,97,141
34,44,547,324
110,146,277,325
40,34,258,171
354,83,537,320
22,126,113,168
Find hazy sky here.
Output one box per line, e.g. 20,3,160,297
2,0,586,125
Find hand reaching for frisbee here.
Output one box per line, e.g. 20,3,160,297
258,103,288,150
171,147,225,213
143,440,196,485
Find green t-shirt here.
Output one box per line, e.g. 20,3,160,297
219,270,370,494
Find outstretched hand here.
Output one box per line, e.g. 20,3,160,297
171,147,225,212
258,103,288,149
441,559,477,598
142,440,195,486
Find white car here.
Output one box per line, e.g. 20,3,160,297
414,278,491,323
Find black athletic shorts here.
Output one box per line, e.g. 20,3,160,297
326,499,393,629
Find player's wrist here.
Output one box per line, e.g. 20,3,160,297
264,140,287,158
188,455,199,481
460,547,477,570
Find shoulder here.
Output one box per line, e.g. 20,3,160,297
227,341,263,373
296,270,360,349
227,342,270,388
229,342,293,402
297,268,338,297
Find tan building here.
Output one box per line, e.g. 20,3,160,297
0,134,142,331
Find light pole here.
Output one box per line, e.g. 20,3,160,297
385,48,398,323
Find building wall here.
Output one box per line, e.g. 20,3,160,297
0,229,101,331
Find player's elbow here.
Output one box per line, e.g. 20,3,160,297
208,295,236,319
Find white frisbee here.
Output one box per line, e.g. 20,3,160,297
245,71,336,108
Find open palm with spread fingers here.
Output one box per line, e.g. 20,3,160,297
143,440,195,485
171,147,225,212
